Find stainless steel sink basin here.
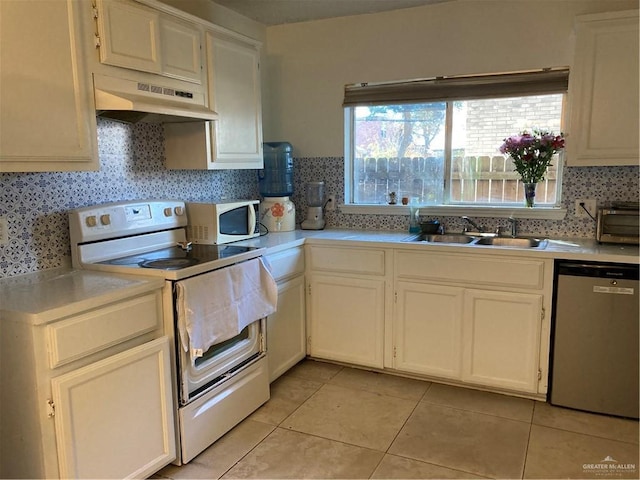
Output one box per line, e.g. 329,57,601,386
415,234,477,244
404,233,548,248
475,236,548,248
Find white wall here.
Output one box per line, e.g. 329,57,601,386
159,0,266,41
263,0,638,157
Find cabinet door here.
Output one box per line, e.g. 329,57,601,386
267,276,306,382
95,0,162,73
308,274,384,368
51,337,175,479
0,0,98,172
462,290,542,393
567,10,639,166
394,282,463,379
160,17,203,84
206,31,263,168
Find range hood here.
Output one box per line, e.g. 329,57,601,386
93,73,218,124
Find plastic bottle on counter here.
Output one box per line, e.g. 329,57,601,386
259,142,294,197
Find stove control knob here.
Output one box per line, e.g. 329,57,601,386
163,207,173,217
174,206,185,216
100,214,111,226
85,215,97,227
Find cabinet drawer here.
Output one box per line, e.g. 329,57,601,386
266,247,304,282
396,251,544,289
308,246,385,275
47,292,161,368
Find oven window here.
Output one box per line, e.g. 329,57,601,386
194,326,250,367
220,207,249,235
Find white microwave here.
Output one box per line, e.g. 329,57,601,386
186,200,260,244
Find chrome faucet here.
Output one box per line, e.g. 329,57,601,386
461,216,484,233
507,217,518,237
497,217,518,237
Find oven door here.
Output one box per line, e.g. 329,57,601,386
178,318,264,405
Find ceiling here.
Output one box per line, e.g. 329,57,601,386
213,0,450,25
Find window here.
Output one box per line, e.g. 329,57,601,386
344,69,568,210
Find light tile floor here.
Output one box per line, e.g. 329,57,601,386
155,359,639,480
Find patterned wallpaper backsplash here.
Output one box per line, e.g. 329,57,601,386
292,157,639,237
0,120,259,278
1,119,638,278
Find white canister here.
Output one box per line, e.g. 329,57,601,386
260,196,296,232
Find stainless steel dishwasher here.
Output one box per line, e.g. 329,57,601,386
550,261,639,419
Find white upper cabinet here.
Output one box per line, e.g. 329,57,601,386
0,0,98,172
207,31,263,166
95,0,204,84
95,0,162,74
567,10,639,166
160,17,203,83
165,29,263,170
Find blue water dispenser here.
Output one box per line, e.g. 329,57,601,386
258,142,296,231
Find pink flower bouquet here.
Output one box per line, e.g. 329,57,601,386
499,130,565,184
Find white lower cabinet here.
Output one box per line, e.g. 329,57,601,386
0,285,175,479
393,250,550,396
394,281,463,379
308,274,385,368
461,289,543,393
268,275,306,381
304,244,551,397
306,244,388,369
51,338,175,479
265,247,306,381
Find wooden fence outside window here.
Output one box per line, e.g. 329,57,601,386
353,156,558,205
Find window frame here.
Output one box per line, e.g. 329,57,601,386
343,70,569,220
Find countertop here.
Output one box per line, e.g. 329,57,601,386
238,229,639,264
0,267,165,325
1,230,636,324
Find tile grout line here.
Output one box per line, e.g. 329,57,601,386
377,381,498,480
215,424,278,480
181,361,639,479
520,405,535,479
530,422,640,446
275,363,422,479
417,398,535,425
366,382,433,478
200,363,335,480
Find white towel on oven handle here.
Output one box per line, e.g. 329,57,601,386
175,257,277,358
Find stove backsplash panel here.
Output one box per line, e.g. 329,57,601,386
1,120,637,278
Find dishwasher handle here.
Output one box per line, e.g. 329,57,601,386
557,261,639,280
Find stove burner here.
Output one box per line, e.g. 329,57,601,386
139,258,200,270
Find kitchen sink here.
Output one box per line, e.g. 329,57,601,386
475,236,548,248
412,234,477,244
404,233,548,249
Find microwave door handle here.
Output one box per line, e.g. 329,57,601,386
249,205,257,234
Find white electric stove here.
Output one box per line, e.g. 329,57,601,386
69,200,270,464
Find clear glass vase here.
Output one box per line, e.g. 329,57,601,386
523,182,537,208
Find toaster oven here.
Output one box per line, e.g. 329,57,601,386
596,202,639,245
